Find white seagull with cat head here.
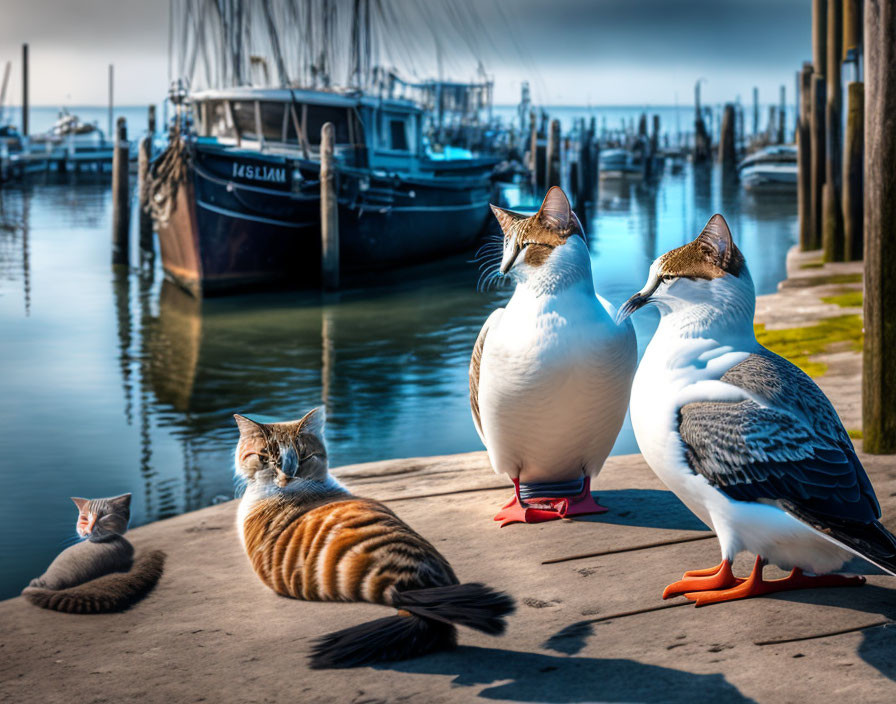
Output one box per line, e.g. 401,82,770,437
618,213,896,605
470,187,637,526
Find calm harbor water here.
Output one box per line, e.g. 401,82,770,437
0,162,796,599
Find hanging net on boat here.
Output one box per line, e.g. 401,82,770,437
144,125,190,227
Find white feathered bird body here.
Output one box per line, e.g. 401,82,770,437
620,214,896,578
470,187,636,486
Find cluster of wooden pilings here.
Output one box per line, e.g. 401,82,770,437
111,107,158,269
795,1,894,453
522,110,671,207
798,0,862,262
525,112,602,208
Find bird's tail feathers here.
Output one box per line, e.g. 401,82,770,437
795,512,896,577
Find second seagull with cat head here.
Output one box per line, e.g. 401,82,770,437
615,213,752,331
621,214,896,606
472,187,637,525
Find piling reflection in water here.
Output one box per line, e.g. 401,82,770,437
0,164,797,598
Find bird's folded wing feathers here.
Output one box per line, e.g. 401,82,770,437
678,397,880,524
470,309,503,444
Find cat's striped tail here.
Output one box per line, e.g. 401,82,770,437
21,550,166,614
309,582,515,669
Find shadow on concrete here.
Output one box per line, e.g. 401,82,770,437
773,584,896,682
576,489,711,532
858,624,896,682
381,645,754,703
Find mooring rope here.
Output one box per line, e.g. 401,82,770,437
144,124,190,226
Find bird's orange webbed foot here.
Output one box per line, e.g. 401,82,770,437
662,559,742,599
683,556,866,607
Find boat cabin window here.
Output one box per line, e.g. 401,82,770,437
206,100,235,139
379,111,414,153
259,101,287,142
230,101,260,141
305,105,351,145
388,119,408,151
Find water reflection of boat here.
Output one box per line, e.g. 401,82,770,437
738,145,797,192
143,266,499,445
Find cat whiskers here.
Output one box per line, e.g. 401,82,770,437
233,474,249,499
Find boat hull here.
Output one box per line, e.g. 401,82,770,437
156,147,492,296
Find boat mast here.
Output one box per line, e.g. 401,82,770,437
0,61,10,125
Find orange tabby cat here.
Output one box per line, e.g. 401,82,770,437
234,408,515,668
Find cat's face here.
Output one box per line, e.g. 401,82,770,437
490,186,587,281
234,407,328,488
71,494,131,541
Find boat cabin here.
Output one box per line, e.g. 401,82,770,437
190,88,424,172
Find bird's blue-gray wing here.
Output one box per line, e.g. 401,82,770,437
679,349,881,525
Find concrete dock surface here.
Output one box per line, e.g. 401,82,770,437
2,250,894,703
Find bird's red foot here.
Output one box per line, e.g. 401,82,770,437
683,556,866,607
662,559,742,599
494,477,608,527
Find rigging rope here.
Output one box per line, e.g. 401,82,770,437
144,124,190,226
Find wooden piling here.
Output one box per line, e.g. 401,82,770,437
320,122,339,290
842,81,863,261
528,110,537,190
862,0,896,453
752,87,759,137
579,118,593,201
843,0,861,59
546,118,561,188
693,80,710,163
111,117,130,267
138,105,156,254
798,64,815,251
823,0,845,261
21,44,28,136
813,0,828,76
108,64,114,141
778,85,786,143
810,75,826,250
569,159,580,209
718,104,737,166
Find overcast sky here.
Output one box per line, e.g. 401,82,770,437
0,0,810,107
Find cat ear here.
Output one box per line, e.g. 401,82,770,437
695,214,734,269
297,406,326,439
489,204,526,235
234,414,265,438
536,186,572,231
109,493,132,511
71,497,88,512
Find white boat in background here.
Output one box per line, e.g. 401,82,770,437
739,145,797,192
3,110,115,178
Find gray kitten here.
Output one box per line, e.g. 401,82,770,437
22,494,166,613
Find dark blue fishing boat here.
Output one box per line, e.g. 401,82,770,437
153,87,495,295
152,1,498,296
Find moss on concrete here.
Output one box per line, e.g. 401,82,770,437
820,273,863,285
799,260,825,269
754,314,864,378
821,290,863,308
